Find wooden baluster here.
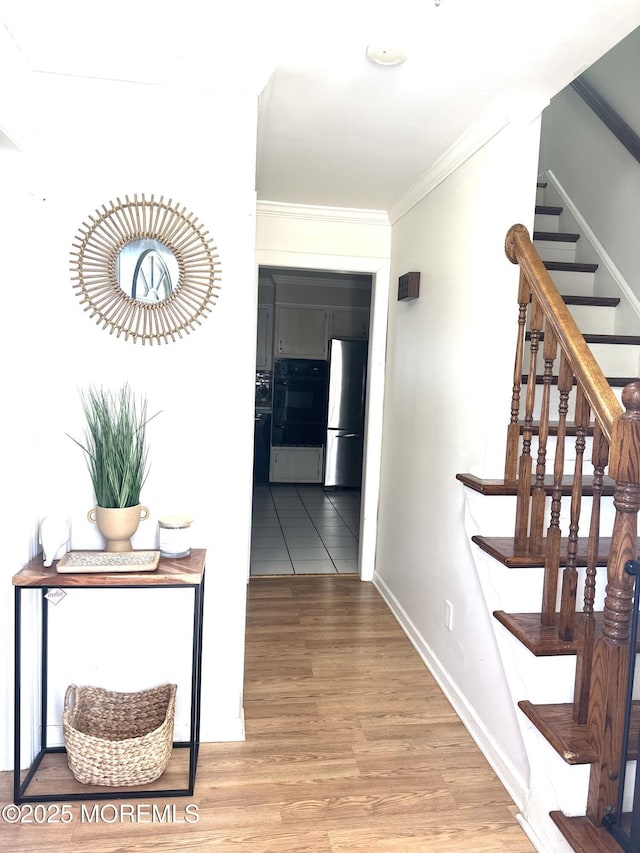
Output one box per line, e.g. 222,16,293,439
530,323,557,552
586,382,640,824
558,385,590,641
515,296,543,547
573,420,608,724
541,352,574,626
505,270,532,482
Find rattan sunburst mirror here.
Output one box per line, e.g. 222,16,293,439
70,194,221,345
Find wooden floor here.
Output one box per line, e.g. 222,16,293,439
1,576,535,852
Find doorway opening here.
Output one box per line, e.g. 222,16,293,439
251,266,372,578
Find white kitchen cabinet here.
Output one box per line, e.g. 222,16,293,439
256,305,273,369
270,447,324,483
274,306,328,359
329,308,370,341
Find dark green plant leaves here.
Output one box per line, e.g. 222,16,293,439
67,384,160,509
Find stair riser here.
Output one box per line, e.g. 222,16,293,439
466,484,618,543
545,269,594,297
590,342,640,378
527,384,623,423
524,434,596,467
534,240,577,263
535,213,560,233
565,304,616,334
520,738,590,825
525,303,612,332
515,649,582,704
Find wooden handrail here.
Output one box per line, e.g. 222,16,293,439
505,224,622,440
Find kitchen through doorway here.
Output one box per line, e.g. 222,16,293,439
252,266,372,577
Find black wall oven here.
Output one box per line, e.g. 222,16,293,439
272,358,327,447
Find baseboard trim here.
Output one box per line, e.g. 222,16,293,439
373,572,529,811
517,812,548,853
200,710,245,743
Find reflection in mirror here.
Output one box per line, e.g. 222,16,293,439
117,239,180,303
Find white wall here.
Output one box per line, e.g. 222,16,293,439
583,26,640,133
0,69,260,770
373,117,543,811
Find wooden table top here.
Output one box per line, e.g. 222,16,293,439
12,548,206,587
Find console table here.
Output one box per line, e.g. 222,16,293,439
13,548,206,804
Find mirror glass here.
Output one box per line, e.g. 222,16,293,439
117,239,181,303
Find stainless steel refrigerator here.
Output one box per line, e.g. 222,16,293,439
324,338,368,488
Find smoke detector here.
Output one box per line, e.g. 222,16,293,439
366,46,407,67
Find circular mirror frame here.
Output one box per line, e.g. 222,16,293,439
70,194,221,345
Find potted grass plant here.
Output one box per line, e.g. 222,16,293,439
68,384,160,551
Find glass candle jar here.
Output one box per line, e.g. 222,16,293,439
158,515,193,558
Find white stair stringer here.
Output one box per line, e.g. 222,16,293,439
463,486,591,853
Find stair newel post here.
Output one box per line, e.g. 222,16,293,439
515,296,543,548
530,322,557,553
586,382,640,825
505,269,532,482
541,352,574,626
573,420,608,725
558,385,590,642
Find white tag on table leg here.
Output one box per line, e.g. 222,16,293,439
45,589,67,606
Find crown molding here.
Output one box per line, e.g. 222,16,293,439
389,109,510,224
257,200,390,227
389,92,549,224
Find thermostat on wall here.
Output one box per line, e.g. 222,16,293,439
398,271,420,301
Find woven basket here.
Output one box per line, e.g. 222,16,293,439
63,683,177,786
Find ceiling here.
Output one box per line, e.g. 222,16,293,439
1,0,639,212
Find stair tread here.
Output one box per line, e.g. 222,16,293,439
535,204,563,215
473,535,613,568
518,701,596,763
518,700,640,765
534,230,580,242
493,610,603,656
527,331,640,346
524,373,633,387
562,294,618,306
585,333,640,345
494,610,640,657
546,261,599,273
457,473,615,497
550,812,626,853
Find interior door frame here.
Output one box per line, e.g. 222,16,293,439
255,249,391,582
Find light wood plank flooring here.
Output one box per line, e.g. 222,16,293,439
1,576,535,852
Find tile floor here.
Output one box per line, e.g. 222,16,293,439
250,484,361,575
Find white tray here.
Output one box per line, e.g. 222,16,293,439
56,551,160,573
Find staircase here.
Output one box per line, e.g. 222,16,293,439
457,186,640,852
